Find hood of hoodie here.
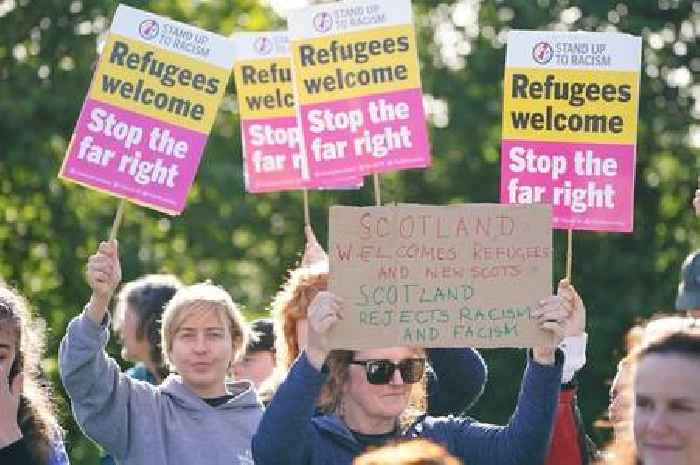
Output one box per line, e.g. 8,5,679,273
159,375,262,412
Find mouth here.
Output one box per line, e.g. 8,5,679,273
641,443,683,452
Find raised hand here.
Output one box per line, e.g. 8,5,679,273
532,279,576,365
85,240,122,323
305,291,343,370
301,226,328,267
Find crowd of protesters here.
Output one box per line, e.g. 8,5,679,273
0,192,699,465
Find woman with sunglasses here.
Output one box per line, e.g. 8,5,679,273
262,226,487,415
253,281,575,465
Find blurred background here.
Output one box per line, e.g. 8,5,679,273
0,0,698,462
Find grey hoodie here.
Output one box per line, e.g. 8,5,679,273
59,312,262,465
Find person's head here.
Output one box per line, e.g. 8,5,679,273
161,282,250,397
353,439,462,465
633,328,700,465
675,251,700,318
113,274,182,375
231,318,276,388
0,283,59,465
318,346,427,433
271,262,328,371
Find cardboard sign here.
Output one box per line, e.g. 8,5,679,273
59,4,234,214
231,31,362,192
500,31,641,232
288,0,431,187
328,204,554,349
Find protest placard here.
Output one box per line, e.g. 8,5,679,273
59,4,234,214
328,204,554,349
288,0,431,186
232,32,362,193
500,31,641,232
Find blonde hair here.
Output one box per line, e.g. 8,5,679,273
353,439,462,465
318,348,427,429
0,284,61,465
161,282,249,371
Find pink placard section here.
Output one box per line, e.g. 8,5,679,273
299,88,431,187
500,140,636,232
242,117,307,193
241,117,364,192
60,99,207,215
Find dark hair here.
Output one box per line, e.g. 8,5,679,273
114,274,182,379
0,284,60,465
638,328,700,360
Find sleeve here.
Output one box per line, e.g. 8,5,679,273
252,352,326,465
426,348,487,416
559,333,587,384
58,310,153,460
444,351,563,465
0,437,39,465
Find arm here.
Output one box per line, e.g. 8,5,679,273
443,352,563,465
253,291,341,465
252,352,325,465
58,241,147,459
426,347,487,416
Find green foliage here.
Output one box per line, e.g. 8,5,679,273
0,0,697,462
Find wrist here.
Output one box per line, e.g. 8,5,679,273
86,293,111,323
305,347,328,372
532,347,556,365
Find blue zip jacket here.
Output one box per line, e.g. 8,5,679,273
253,351,561,465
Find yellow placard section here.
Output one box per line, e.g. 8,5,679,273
233,57,296,119
502,67,639,144
291,25,421,105
89,34,230,133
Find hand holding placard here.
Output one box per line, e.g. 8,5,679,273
301,225,328,267
531,279,575,365
85,240,122,324
306,291,344,370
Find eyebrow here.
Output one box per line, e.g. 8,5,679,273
0,343,12,350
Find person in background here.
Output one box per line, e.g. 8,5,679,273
232,318,276,389
0,283,69,465
60,240,262,465
112,274,182,384
352,439,462,465
675,251,700,318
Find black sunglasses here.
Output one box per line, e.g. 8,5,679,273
349,358,426,385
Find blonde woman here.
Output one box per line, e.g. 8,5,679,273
59,240,262,465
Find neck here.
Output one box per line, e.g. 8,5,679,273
341,407,396,435
184,380,227,399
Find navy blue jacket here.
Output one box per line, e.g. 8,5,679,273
253,351,562,465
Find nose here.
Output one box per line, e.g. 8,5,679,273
193,333,208,353
389,365,404,385
645,409,672,436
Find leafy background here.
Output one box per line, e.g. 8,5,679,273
0,0,697,462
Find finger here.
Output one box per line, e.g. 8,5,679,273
304,226,318,245
536,309,570,322
541,321,565,339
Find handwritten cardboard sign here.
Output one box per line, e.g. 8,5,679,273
288,0,431,187
59,4,234,214
231,31,362,192
328,204,554,349
500,31,641,232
